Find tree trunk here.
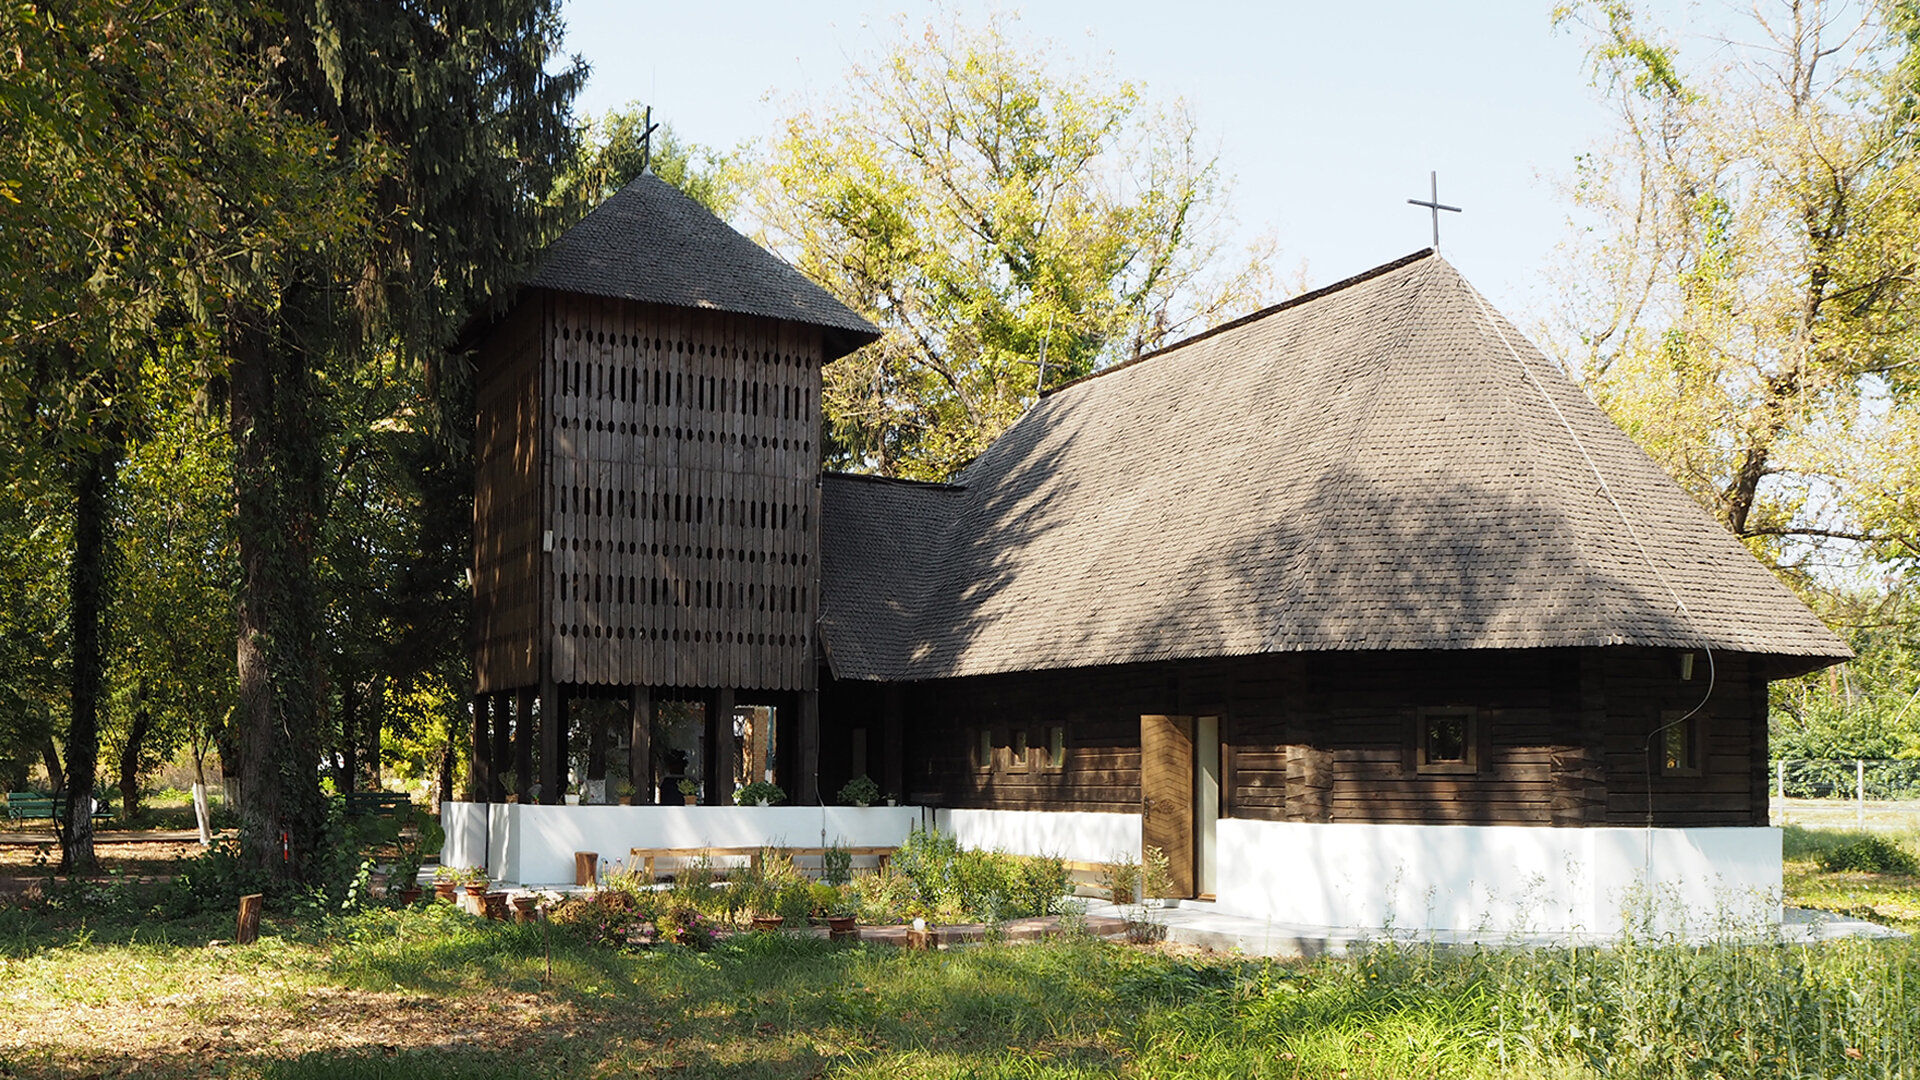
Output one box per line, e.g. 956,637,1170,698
41,737,64,794
62,436,118,875
229,312,327,880
119,700,152,821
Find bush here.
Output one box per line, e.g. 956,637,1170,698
1818,834,1920,874
889,828,1068,922
837,774,880,805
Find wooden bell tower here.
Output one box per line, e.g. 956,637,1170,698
466,174,877,806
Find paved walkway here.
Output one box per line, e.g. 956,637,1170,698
1068,898,1907,957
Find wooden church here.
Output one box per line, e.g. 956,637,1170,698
464,174,1847,926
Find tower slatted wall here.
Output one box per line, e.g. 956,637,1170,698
473,303,545,693
546,295,823,692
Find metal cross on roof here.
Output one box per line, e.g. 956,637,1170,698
638,105,661,173
1407,171,1462,249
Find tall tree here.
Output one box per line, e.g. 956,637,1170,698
224,1,583,878
2,1,355,871
1549,0,1920,587
757,12,1274,480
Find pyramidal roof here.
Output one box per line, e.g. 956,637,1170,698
819,250,1850,681
521,173,879,360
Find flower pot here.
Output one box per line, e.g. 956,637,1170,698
483,892,510,921
511,896,539,923
619,796,634,805
751,915,784,933
398,887,423,906
682,795,698,806
827,916,858,941
462,883,487,898
434,881,457,903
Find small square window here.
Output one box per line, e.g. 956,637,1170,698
1416,707,1478,774
1659,711,1701,776
972,728,993,772
1046,725,1066,771
1010,729,1030,772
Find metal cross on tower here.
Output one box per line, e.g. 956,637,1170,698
638,105,661,173
1406,171,1462,249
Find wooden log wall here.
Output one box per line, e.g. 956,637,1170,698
524,294,822,693
876,647,1769,828
473,303,544,692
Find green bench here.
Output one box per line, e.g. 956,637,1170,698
342,791,413,817
6,792,114,822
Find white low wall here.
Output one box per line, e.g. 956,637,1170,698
440,802,923,885
936,808,1142,866
1213,820,1782,937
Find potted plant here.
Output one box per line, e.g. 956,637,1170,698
387,805,441,905
616,778,637,805
432,864,460,903
498,769,518,803
826,892,860,939
733,780,785,807
677,778,699,806
459,865,489,900
837,774,880,807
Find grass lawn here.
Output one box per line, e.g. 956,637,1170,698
1,823,1917,1079
1782,824,1920,933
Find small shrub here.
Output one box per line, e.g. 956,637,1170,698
821,843,853,885
1100,854,1140,905
837,774,880,806
1818,834,1919,874
733,780,785,806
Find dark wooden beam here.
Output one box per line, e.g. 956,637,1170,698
629,685,653,805
513,687,535,802
490,694,511,802
705,688,735,804
539,675,564,804
469,695,491,803
797,689,820,804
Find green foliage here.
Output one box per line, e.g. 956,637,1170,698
558,103,740,216
888,828,1068,921
1819,835,1920,875
732,780,786,806
821,843,853,886
837,774,881,806
757,11,1272,479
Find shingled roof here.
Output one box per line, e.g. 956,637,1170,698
518,173,879,360
819,250,1849,681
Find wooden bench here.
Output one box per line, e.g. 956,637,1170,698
5,792,114,822
342,791,413,817
628,845,897,882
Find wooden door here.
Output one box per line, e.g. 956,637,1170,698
1140,714,1195,898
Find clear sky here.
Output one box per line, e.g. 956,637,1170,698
559,0,1621,326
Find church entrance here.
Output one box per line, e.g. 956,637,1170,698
1139,713,1221,900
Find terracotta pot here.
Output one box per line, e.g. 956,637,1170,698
619,796,634,805
511,896,539,923
433,881,457,903
683,795,698,806
751,915,784,932
462,882,487,898
483,892,510,921
827,916,857,940
398,887,423,906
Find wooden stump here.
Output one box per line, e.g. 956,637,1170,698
574,851,598,887
236,893,263,945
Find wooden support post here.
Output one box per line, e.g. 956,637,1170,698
490,694,511,803
882,686,904,805
629,686,653,805
470,695,491,803
797,689,820,805
236,893,262,945
514,687,535,802
585,697,609,803
705,688,735,805
539,675,564,805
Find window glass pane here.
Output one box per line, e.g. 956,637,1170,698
1426,714,1467,763
977,729,991,769
1011,730,1028,767
1050,725,1066,768
1664,721,1690,771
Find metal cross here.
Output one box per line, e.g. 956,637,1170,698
638,105,661,173
1406,171,1462,249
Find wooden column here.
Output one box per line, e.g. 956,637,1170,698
470,695,491,802
490,694,511,802
882,686,905,804
513,687,535,802
704,688,735,805
797,688,821,805
629,685,653,805
539,675,564,805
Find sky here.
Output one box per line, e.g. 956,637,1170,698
558,0,1623,329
